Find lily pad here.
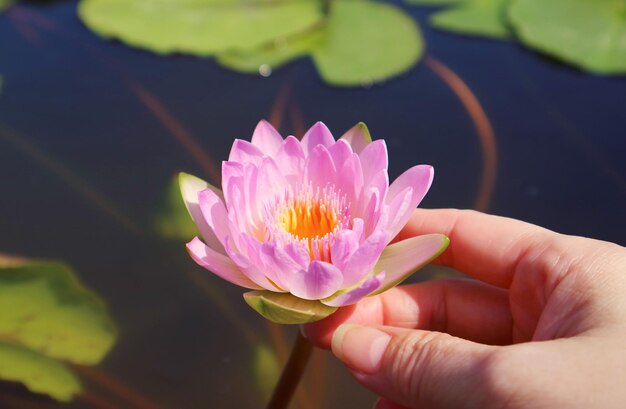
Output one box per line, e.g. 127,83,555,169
509,0,626,74
218,1,424,86
0,342,81,402
312,1,424,86
0,259,117,365
217,24,326,75
429,0,511,39
407,0,466,5
78,0,323,55
243,291,337,324
154,174,200,241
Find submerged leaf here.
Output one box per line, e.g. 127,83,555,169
509,0,626,74
78,0,323,55
429,0,511,39
252,344,280,399
0,259,117,365
0,342,81,402
312,1,424,86
243,291,337,324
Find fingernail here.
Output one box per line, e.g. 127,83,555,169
332,324,391,374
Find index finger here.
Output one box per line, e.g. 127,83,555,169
397,209,553,288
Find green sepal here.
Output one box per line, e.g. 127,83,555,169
243,291,337,324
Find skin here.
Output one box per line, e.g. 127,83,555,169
303,209,626,409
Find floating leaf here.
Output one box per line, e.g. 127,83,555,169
429,0,511,39
0,342,81,402
509,0,626,74
154,174,199,241
243,291,337,324
312,1,424,86
252,344,280,399
78,0,323,55
218,1,424,86
0,259,117,365
407,0,466,5
217,24,326,75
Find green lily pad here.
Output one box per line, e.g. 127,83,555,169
429,0,511,39
78,0,323,55
0,259,117,365
509,0,626,74
154,174,199,241
217,24,326,75
312,1,424,86
218,1,424,86
0,342,81,402
243,291,337,324
407,0,466,5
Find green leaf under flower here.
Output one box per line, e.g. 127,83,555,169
0,342,82,402
243,291,337,324
509,0,626,75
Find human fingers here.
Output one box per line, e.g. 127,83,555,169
395,209,555,288
303,278,511,349
332,324,497,409
373,397,409,409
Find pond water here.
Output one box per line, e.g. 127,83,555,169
1,1,625,408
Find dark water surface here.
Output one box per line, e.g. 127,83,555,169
1,1,625,408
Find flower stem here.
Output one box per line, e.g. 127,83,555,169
265,331,314,409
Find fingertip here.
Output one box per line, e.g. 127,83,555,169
301,303,359,349
373,397,409,409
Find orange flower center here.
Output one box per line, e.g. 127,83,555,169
265,184,350,261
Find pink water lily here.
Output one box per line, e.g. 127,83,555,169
181,121,448,324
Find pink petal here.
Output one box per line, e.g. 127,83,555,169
359,140,388,185
260,241,309,290
304,145,337,189
223,236,282,291
186,237,262,290
179,173,226,254
342,230,390,287
379,187,413,239
275,135,305,184
287,261,343,300
322,272,385,307
339,122,372,154
250,120,283,156
384,165,434,239
335,153,363,207
327,139,353,169
222,161,244,207
330,229,360,271
228,139,264,165
198,189,230,248
300,122,335,155
371,234,449,295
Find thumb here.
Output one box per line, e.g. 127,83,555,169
332,324,498,409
